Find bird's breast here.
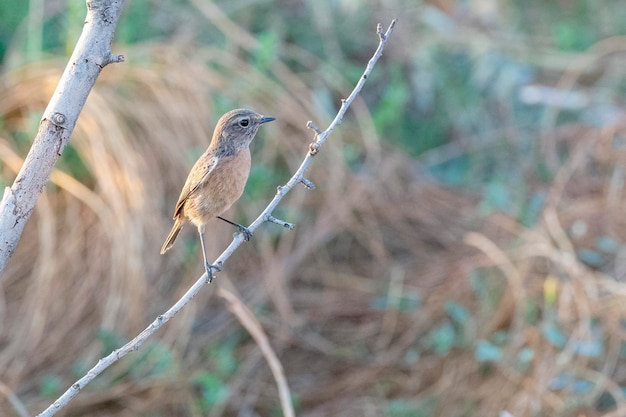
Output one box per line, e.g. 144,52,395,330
183,149,252,226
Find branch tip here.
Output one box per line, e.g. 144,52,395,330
306,120,322,135
377,23,385,40
267,215,295,230
299,178,316,190
103,53,125,66
111,53,125,63
378,19,397,41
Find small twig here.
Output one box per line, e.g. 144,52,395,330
266,215,295,230
306,120,322,135
37,18,398,417
377,23,386,41
299,177,316,190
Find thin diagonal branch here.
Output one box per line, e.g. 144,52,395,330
36,18,397,417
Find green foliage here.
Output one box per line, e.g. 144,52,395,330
57,143,92,183
97,327,127,356
474,340,503,363
576,248,604,267
372,66,412,149
479,180,514,214
116,0,196,45
192,371,230,412
128,342,175,379
371,290,421,311
387,398,437,417
424,302,474,357
190,334,245,413
0,0,28,62
427,320,457,356
574,236,621,268
516,347,535,372
542,322,567,348
470,268,506,313
205,338,240,377
444,301,470,325
245,163,283,201
518,191,546,227
253,31,280,73
39,375,62,398
549,372,595,393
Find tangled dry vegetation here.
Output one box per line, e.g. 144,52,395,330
3,24,626,417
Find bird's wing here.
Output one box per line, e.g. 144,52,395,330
173,154,219,218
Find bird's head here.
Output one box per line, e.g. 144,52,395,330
212,108,275,153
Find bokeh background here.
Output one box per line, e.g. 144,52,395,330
2,0,626,416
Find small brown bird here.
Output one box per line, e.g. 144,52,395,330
161,108,275,280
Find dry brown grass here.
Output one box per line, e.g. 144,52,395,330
3,16,626,417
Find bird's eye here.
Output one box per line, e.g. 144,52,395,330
239,118,250,127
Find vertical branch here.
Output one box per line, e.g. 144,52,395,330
0,0,125,276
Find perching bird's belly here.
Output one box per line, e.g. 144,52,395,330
183,149,251,227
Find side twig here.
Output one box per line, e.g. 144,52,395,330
36,18,397,417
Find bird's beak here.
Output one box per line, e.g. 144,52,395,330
260,116,276,124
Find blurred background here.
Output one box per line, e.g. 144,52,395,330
2,0,626,416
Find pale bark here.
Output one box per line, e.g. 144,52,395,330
0,0,125,276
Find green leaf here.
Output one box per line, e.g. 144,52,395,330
517,347,535,364
254,31,279,71
597,236,619,253
572,340,602,357
576,248,603,267
542,323,567,348
97,327,127,355
192,371,230,412
387,398,436,417
445,301,470,325
480,181,511,213
40,375,62,398
475,340,503,363
429,321,456,356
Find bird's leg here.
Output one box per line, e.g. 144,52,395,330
216,216,252,241
198,225,221,282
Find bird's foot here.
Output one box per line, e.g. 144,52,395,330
235,225,252,241
217,216,252,241
204,261,222,283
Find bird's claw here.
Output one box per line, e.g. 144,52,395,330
204,262,222,283
235,225,252,241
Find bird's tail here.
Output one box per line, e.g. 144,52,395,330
161,218,184,254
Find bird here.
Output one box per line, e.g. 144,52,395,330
160,108,275,281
